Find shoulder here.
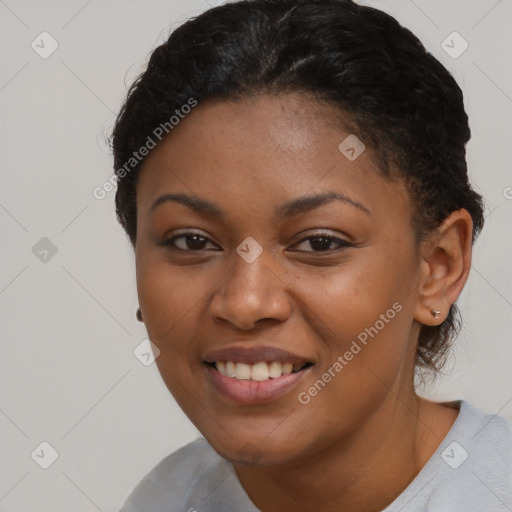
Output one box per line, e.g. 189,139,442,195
385,400,512,512
119,437,229,512
468,401,512,476
432,401,512,508
455,400,512,473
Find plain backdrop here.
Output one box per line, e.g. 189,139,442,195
0,0,511,510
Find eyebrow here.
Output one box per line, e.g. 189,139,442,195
150,191,370,218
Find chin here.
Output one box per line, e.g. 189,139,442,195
205,432,302,468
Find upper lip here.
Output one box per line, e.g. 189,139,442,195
203,345,314,366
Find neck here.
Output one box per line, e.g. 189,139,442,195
234,391,459,512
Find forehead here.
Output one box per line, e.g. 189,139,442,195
135,93,411,223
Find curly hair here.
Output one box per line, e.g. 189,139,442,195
110,0,485,376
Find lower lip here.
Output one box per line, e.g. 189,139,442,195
204,364,312,406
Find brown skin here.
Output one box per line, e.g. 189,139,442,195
134,93,473,512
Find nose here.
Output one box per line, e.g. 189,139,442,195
209,249,292,330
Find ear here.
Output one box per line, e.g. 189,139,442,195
414,209,473,326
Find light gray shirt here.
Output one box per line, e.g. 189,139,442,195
119,400,512,511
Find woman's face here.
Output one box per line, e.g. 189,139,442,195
135,93,424,466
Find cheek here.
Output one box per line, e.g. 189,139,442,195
296,245,417,384
300,249,411,333
136,259,213,407
136,257,206,352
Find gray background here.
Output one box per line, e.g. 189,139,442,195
0,0,511,510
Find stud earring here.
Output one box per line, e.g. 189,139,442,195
136,307,144,322
431,309,441,319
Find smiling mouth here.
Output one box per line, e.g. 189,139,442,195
205,360,314,381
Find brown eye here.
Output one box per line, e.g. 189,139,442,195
158,231,219,252
292,234,353,253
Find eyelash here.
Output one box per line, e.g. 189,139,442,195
158,230,353,253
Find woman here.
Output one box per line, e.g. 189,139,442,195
112,0,512,510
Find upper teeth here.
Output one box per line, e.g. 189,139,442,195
215,361,302,381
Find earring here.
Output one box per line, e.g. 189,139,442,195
136,307,144,322
431,309,441,319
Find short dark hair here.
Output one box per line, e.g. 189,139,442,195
111,0,485,376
